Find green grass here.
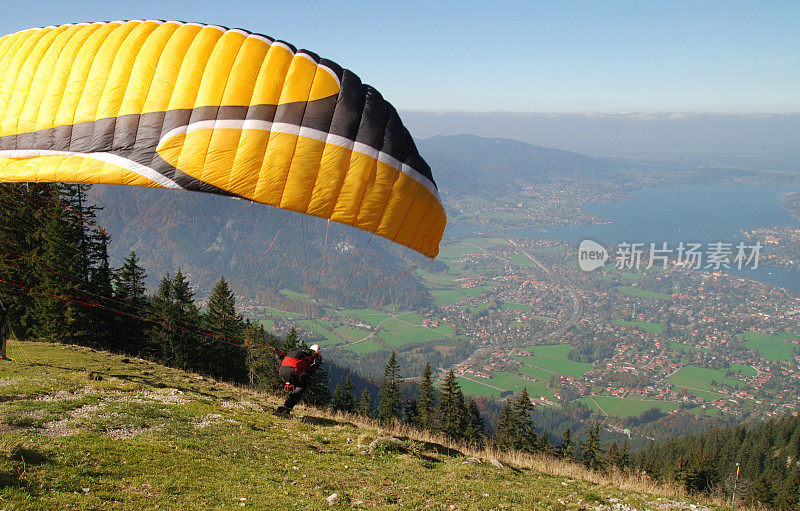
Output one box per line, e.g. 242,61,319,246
739,331,799,362
331,326,369,343
343,340,383,355
279,288,309,300
669,342,692,353
432,289,464,307
666,366,746,400
377,319,449,347
455,376,505,398
460,285,493,298
488,372,555,400
456,371,555,401
341,309,391,327
501,302,532,312
579,396,679,418
616,286,671,300
468,302,491,314
429,322,455,336
0,342,720,511
436,243,480,261
415,270,455,286
509,253,535,266
296,320,337,342
517,344,593,378
514,363,556,381
613,319,663,334
729,364,758,376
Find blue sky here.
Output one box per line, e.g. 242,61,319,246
1,1,798,113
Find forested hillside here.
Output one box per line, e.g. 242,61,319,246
635,414,800,509
88,185,432,309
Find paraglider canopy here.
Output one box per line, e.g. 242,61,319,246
0,21,446,257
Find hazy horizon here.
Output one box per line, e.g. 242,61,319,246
403,111,800,158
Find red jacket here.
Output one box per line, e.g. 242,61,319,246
278,348,321,375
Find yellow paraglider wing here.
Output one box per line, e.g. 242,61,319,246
0,21,445,257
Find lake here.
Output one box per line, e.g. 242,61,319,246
450,184,800,293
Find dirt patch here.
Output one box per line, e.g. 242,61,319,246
35,387,100,402
192,414,236,429
221,400,264,412
38,418,76,438
0,378,21,387
103,426,151,440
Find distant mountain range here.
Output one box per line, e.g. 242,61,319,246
417,134,614,196
89,134,615,305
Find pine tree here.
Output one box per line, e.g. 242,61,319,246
144,270,204,369
775,468,799,509
619,439,630,470
579,423,604,471
514,388,537,452
377,351,402,423
54,184,100,344
495,398,518,451
607,441,620,469
332,383,345,411
245,328,282,391
560,429,575,458
146,274,174,362
403,398,418,425
282,327,301,352
341,375,356,413
684,453,717,494
0,183,55,341
464,399,485,445
0,300,8,360
0,184,33,342
87,230,115,349
168,270,203,369
203,277,246,381
495,388,537,452
750,474,775,507
114,251,148,354
437,370,467,440
302,350,330,407
357,387,372,417
31,191,87,344
331,376,356,413
536,430,550,454
417,362,437,430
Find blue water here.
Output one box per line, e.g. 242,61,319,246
448,184,800,293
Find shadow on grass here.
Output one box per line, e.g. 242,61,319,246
0,444,52,492
8,445,50,466
298,415,358,428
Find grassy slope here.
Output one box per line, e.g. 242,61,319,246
740,331,798,362
579,396,679,418
0,342,723,510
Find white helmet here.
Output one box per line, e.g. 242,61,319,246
309,344,321,354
